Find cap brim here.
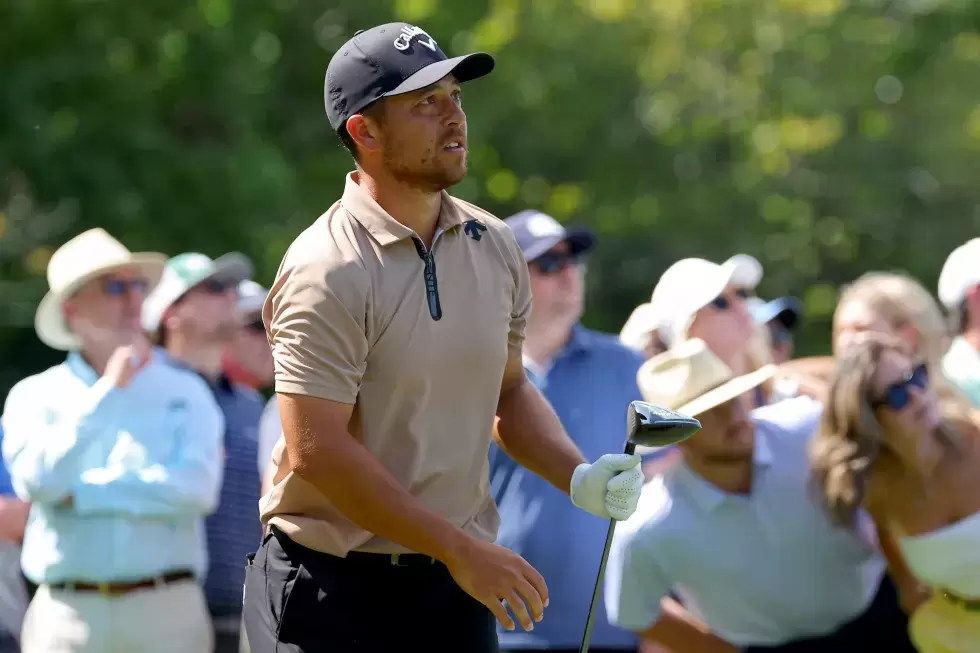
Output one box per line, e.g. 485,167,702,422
524,227,596,263
752,297,803,331
210,252,254,286
634,365,775,456
383,53,495,98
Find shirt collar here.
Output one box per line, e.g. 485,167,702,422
678,426,774,513
66,349,169,387
66,351,100,387
339,172,464,247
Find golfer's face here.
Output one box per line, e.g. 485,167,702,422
377,75,468,191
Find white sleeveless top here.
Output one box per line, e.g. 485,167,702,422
899,512,980,598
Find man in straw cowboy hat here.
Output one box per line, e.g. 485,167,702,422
603,339,916,653
1,228,225,653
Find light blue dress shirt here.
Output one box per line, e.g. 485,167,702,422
605,396,886,648
1,351,224,585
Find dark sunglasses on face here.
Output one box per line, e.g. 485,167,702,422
102,278,149,296
200,279,232,294
872,363,929,411
532,252,586,275
710,287,752,311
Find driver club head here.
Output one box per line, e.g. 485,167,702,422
626,400,702,449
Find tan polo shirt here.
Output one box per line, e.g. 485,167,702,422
260,172,531,557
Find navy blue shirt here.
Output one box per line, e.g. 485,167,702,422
490,325,661,649
203,375,264,616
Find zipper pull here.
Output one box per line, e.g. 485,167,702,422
411,237,443,321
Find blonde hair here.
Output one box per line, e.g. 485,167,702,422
834,272,950,385
810,333,967,527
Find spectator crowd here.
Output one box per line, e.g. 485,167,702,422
1,215,980,652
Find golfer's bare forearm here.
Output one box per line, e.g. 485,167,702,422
495,376,587,494
290,434,467,563
640,599,739,653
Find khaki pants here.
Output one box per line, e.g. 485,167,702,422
21,581,212,653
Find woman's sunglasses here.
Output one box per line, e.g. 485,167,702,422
872,363,929,411
710,287,752,311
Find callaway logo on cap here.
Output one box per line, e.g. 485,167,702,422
324,22,495,134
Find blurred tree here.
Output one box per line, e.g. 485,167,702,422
2,0,980,395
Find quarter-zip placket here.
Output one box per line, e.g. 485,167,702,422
411,236,443,321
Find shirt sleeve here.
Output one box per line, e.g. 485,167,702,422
1,375,126,504
265,260,369,403
70,373,225,518
502,229,532,360
605,526,673,632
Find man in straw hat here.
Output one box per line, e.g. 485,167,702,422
1,228,225,653
603,339,916,652
143,252,263,653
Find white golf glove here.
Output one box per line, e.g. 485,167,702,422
570,453,644,520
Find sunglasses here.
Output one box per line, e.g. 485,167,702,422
532,251,586,275
710,287,752,311
199,279,232,294
102,278,149,296
872,363,928,411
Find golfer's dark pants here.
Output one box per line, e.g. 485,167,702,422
746,575,916,653
243,526,498,653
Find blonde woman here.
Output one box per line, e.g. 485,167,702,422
833,272,966,400
810,334,980,651
780,271,971,406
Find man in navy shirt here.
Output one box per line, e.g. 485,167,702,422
143,252,264,653
492,210,656,653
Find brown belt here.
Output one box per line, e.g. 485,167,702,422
48,570,195,597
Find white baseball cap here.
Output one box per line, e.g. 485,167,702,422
619,303,662,352
237,279,268,316
938,238,980,309
651,254,763,346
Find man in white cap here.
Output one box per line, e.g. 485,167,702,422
604,339,916,652
144,252,265,653
222,280,274,392
1,228,223,652
937,237,980,406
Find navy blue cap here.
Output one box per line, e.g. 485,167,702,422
749,296,804,331
325,23,494,134
504,210,596,263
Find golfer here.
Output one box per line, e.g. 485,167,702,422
243,22,646,653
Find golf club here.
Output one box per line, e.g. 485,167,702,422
578,400,702,653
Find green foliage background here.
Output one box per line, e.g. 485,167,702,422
3,0,980,396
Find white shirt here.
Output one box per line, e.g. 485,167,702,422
257,396,281,477
605,396,885,647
